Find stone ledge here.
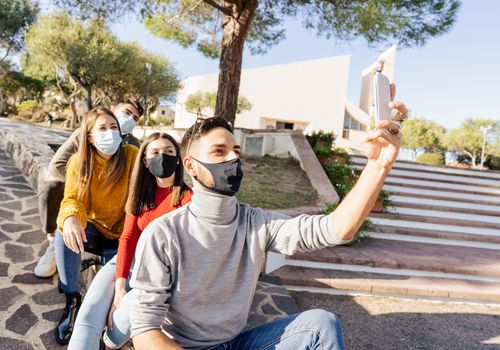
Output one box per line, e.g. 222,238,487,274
0,119,70,191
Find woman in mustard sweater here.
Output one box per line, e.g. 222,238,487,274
53,107,138,345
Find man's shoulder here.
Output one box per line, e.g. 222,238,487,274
144,204,190,234
238,203,290,221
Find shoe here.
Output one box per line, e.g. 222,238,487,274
34,240,57,278
54,293,82,345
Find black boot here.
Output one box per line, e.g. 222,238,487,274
54,292,81,345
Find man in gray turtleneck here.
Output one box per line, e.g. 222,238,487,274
128,103,406,349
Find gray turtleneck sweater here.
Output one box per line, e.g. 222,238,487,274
128,189,348,349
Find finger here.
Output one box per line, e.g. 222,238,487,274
107,306,115,330
390,83,396,101
389,101,408,119
67,232,78,253
376,120,401,131
364,129,383,142
75,229,85,254
379,128,402,144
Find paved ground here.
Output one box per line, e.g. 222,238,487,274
0,149,65,349
0,147,298,349
291,291,500,350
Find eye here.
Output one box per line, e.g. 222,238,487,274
111,125,118,130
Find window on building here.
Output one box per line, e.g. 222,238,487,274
161,110,166,115
342,110,367,138
276,122,294,130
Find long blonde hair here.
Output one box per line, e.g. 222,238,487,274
75,107,125,200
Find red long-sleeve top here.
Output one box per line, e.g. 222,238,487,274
115,186,193,279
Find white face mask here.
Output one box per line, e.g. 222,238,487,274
116,112,136,134
92,130,122,155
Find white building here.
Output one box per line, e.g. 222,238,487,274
174,47,397,151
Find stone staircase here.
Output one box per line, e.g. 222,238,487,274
270,156,500,305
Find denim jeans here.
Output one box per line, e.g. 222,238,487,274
102,285,133,349
213,309,345,350
55,222,118,294
68,255,131,350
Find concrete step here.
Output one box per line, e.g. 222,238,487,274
383,185,500,204
384,207,500,226
287,238,500,278
370,212,500,230
390,196,500,216
384,178,500,196
351,163,500,188
272,265,500,304
350,155,500,180
369,217,500,238
366,231,500,251
369,224,500,245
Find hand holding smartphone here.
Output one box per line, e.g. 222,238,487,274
373,71,392,123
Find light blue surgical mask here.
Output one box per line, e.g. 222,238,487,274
116,112,136,134
92,129,122,155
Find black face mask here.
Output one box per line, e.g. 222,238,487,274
192,157,244,196
146,153,178,179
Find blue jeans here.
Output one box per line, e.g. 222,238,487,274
102,286,133,349
55,222,118,294
68,255,131,350
214,309,344,350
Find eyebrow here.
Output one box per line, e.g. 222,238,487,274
149,145,174,151
210,144,241,150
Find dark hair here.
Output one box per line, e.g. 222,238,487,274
76,107,125,200
116,99,144,117
126,132,188,216
181,117,233,156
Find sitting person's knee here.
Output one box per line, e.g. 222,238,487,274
302,309,342,330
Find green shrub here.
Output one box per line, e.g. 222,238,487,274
313,145,334,157
377,189,393,209
322,163,355,200
416,152,445,165
306,130,336,149
484,155,500,170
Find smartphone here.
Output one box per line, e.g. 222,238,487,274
373,71,392,122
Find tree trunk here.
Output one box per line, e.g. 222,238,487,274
214,1,258,126
85,85,93,111
69,97,78,129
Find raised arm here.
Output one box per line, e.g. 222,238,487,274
332,119,402,240
266,101,406,253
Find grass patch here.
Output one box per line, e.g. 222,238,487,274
236,155,318,209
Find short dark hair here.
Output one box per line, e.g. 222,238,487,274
117,99,144,117
181,117,233,156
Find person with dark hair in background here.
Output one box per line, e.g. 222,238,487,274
34,100,143,279
53,107,138,345
128,92,407,350
68,133,192,350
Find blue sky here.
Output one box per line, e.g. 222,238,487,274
39,0,500,130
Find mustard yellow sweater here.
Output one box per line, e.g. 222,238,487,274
57,144,139,240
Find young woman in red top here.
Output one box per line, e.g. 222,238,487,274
69,133,192,350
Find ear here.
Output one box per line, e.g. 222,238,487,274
183,156,197,178
143,156,148,168
88,133,94,144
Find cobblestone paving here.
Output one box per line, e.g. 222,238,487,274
0,149,65,349
0,126,299,349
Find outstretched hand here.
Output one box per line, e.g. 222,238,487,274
363,84,407,169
